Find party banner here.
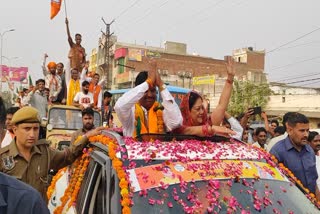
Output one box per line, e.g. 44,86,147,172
128,160,287,192
0,65,28,83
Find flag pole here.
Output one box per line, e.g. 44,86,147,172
64,0,68,18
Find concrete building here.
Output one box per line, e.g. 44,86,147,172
266,82,320,128
90,37,320,126
94,37,266,96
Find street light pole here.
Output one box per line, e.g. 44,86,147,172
0,29,15,95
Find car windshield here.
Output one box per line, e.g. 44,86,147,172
131,179,318,213
48,108,101,129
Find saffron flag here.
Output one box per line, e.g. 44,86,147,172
50,0,62,19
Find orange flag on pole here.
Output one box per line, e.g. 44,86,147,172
50,0,62,19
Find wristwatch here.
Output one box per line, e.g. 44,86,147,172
159,84,166,91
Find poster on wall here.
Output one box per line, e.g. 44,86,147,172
0,65,28,83
128,49,143,61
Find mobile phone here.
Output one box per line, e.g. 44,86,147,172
249,107,261,115
252,106,261,115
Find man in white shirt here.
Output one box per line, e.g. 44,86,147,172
73,80,94,110
223,112,243,141
1,107,19,148
252,127,268,149
115,61,182,137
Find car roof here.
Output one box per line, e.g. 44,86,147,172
124,139,263,161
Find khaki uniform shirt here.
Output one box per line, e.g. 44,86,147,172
0,136,89,201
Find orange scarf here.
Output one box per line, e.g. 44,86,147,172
133,101,164,137
89,82,101,107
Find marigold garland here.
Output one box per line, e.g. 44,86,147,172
47,134,131,214
47,167,67,200
90,135,131,214
270,155,320,208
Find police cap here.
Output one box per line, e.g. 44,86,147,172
11,106,41,125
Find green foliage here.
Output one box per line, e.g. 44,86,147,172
228,80,272,117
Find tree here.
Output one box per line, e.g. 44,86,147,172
228,80,272,117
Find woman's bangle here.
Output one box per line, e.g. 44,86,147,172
202,124,209,136
146,78,154,88
209,125,215,136
226,78,234,84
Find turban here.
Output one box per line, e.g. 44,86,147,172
47,62,57,69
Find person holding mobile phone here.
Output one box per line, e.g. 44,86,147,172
261,111,279,138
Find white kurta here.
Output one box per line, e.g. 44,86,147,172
114,82,183,137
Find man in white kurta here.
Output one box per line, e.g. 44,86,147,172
115,66,182,137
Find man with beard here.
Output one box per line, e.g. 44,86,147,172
270,112,319,196
114,60,182,137
1,107,19,148
42,54,66,104
70,107,95,143
44,62,62,103
73,80,93,110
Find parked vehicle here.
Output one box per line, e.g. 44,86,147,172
48,132,320,213
45,105,101,149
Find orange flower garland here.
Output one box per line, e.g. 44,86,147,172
47,134,131,214
155,107,164,133
89,135,131,214
47,167,67,200
271,155,320,208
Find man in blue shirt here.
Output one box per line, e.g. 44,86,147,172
270,112,318,194
0,172,49,214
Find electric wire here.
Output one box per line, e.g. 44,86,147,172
266,26,320,54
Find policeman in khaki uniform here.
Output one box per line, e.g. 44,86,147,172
0,106,104,201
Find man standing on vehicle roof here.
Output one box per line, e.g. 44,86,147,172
114,59,182,137
71,107,96,143
270,112,319,196
0,106,103,201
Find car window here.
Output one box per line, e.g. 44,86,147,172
76,160,102,213
88,170,103,214
48,108,101,130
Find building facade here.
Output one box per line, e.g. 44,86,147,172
94,38,266,95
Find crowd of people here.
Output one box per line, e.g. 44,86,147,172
0,18,319,212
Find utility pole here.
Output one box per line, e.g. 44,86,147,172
100,18,114,125
101,17,114,90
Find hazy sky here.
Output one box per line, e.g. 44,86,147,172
1,0,319,88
